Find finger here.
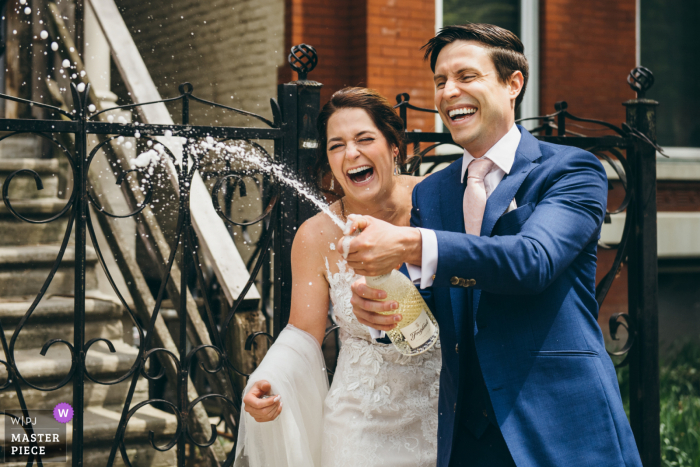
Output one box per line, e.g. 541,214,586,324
244,392,281,411
350,293,399,314
263,400,281,420
345,214,369,234
352,306,402,329
351,281,387,300
247,397,280,419
249,380,272,397
271,402,283,421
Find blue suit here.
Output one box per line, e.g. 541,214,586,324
411,126,642,467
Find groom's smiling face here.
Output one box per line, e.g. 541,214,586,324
434,40,522,158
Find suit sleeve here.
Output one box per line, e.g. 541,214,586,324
433,148,607,295
410,183,437,311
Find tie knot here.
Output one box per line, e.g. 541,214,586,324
467,157,494,181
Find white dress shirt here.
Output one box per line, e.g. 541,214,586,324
407,124,521,289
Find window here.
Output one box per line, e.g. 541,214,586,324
641,0,700,149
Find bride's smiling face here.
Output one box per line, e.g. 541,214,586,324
326,108,397,204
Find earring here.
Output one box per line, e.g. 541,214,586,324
394,158,400,176
330,176,335,191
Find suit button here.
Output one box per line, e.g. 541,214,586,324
450,276,460,286
455,344,459,354
483,410,488,418
468,279,477,287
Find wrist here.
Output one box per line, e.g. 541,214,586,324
401,227,422,266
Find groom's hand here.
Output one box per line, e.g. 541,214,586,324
339,215,422,276
351,277,403,331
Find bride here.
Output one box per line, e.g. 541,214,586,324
234,87,441,467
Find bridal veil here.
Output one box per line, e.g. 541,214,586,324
234,324,329,467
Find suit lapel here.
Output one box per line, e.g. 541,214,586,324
480,127,541,237
473,127,542,321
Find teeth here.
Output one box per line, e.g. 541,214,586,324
448,108,477,118
348,165,371,174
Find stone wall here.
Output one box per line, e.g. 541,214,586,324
115,0,285,127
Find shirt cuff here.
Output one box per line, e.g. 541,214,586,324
406,228,438,289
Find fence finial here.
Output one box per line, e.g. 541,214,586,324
288,44,318,80
627,67,654,98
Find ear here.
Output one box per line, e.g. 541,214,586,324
509,71,525,102
392,145,399,157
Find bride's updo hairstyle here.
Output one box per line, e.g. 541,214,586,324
315,87,407,191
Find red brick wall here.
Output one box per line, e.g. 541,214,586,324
540,0,637,342
282,0,435,132
540,0,636,127
365,0,436,132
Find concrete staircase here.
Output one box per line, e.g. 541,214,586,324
0,136,177,466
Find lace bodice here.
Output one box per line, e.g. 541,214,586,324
322,258,440,467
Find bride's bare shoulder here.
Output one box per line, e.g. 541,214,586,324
294,207,343,250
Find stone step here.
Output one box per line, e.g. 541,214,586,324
0,295,123,325
0,339,139,385
0,371,150,411
0,135,44,159
0,197,70,217
0,198,71,247
0,245,99,297
1,295,126,350
0,158,62,199
0,404,178,466
1,443,177,467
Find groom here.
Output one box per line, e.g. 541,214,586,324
341,24,643,467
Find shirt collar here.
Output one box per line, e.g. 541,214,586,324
460,124,522,183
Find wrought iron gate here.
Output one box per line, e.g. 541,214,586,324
0,43,663,467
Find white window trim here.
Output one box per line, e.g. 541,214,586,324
519,0,540,130
435,0,444,133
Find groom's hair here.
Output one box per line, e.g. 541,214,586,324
422,24,529,110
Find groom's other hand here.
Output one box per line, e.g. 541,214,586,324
243,380,283,423
350,277,403,331
339,215,422,276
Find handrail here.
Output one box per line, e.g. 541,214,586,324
87,0,260,307
44,1,247,451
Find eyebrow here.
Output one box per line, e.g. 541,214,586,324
327,130,376,144
434,67,479,82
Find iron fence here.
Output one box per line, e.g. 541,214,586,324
0,42,663,467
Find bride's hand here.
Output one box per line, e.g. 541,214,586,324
243,380,283,422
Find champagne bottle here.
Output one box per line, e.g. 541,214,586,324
365,270,439,356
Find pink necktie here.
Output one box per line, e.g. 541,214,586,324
464,157,494,235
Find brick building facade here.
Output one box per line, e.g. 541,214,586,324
120,0,700,349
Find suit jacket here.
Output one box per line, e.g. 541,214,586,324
411,126,642,467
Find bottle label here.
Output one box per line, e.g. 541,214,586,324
400,309,436,349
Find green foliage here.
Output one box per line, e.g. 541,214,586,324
617,342,700,467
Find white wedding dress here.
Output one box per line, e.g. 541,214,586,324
235,259,441,467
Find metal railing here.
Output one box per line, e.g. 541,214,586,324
0,20,663,465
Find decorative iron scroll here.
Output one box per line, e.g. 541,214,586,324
392,67,664,368
0,80,285,466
